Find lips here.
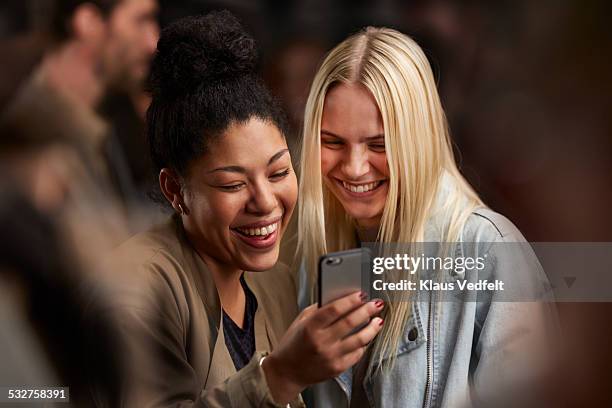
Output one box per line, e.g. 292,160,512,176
335,178,386,197
234,221,278,236
341,180,382,193
231,217,282,249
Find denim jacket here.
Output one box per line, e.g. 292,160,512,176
298,180,557,408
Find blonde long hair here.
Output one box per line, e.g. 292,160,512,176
297,27,484,373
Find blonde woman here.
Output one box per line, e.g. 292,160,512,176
298,27,556,407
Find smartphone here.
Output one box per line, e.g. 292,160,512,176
318,247,371,307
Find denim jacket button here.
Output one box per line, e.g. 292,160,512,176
408,327,418,341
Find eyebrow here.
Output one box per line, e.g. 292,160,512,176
207,149,290,174
321,130,384,141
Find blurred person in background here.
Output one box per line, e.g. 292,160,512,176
0,0,159,264
0,1,158,405
0,183,124,407
98,0,160,218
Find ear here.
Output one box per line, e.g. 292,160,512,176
71,3,106,44
159,168,189,215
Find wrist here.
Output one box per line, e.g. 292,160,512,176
261,353,304,405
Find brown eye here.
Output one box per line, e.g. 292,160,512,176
219,183,245,191
270,169,290,180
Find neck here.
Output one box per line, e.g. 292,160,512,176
41,42,104,108
186,229,246,325
206,258,244,307
356,223,380,242
202,253,246,327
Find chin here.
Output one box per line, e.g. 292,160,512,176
345,207,383,223
239,250,279,272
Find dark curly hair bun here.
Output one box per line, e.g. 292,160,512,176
149,10,257,99
146,9,288,191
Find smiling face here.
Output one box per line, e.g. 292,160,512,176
181,118,297,272
320,83,389,228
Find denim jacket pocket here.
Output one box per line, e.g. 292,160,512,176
379,300,427,362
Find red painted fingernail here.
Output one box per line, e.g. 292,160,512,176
375,300,384,308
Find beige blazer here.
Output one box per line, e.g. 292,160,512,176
106,216,303,407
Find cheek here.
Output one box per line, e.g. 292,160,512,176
372,154,390,177
277,174,298,213
192,192,244,229
320,149,339,176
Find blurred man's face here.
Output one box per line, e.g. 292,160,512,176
103,0,159,90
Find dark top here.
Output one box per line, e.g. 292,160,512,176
222,274,258,370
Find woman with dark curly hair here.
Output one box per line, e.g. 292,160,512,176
107,11,384,408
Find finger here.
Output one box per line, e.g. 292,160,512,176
283,304,318,334
313,291,367,328
336,346,367,375
297,304,318,322
329,300,384,339
337,317,384,355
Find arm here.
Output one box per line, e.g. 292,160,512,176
470,236,559,402
111,265,300,407
111,262,382,407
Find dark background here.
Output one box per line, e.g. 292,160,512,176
2,0,611,243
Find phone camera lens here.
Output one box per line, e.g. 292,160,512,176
326,257,342,265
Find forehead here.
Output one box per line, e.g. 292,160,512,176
203,118,287,168
321,83,383,138
113,0,157,16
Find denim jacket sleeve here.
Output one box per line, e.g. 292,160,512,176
468,210,559,404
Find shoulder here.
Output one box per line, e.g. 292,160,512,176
460,208,542,279
462,207,528,244
110,218,183,270
461,209,549,294
103,219,190,308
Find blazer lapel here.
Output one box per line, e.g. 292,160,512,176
205,316,236,388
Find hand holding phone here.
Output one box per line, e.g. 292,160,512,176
262,290,383,405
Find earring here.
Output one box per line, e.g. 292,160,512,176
177,203,185,215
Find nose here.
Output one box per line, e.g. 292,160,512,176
341,145,370,180
145,24,160,56
246,179,277,215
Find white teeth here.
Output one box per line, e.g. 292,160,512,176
236,222,278,236
342,180,381,193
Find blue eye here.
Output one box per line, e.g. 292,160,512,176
322,139,344,149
